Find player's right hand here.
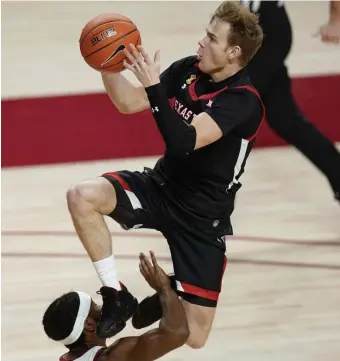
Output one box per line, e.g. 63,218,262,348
139,251,171,292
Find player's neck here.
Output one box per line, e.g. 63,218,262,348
91,339,106,348
210,63,243,83
66,341,106,358
78,340,106,352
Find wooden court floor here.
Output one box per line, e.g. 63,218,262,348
2,147,340,361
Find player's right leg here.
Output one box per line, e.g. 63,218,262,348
66,173,143,339
66,177,117,266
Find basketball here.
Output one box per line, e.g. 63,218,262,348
79,14,141,73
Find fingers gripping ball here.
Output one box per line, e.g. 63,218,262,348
79,13,142,73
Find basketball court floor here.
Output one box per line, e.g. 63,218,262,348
3,147,340,361
2,1,340,361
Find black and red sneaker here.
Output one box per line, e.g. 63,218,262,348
131,293,162,329
132,275,177,329
96,284,138,339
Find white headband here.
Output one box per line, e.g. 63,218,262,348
59,291,92,346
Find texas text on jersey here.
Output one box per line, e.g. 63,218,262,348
152,56,265,219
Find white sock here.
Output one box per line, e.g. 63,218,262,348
92,255,122,290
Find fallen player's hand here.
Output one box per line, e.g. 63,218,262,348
139,251,171,292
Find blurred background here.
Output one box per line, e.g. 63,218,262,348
2,0,340,166
2,1,340,361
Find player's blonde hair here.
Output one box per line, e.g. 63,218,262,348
211,1,263,65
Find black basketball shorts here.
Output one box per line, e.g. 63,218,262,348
101,168,232,307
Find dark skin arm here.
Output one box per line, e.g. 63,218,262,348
98,251,189,361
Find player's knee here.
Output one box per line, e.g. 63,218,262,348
185,327,209,349
186,334,207,349
66,182,96,213
181,299,215,349
66,178,117,215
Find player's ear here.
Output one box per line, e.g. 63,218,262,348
227,45,242,60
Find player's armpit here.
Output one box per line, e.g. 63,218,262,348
191,112,223,150
98,328,188,361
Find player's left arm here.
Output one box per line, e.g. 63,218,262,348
145,85,261,155
199,90,262,144
191,91,258,150
123,44,261,154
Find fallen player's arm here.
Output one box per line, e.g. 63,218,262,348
98,287,189,361
101,72,150,114
145,83,260,156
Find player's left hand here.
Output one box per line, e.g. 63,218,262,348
314,21,340,44
123,44,161,87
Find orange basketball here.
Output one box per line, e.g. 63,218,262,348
79,14,141,73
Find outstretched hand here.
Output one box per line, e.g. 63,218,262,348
123,44,161,87
139,251,171,292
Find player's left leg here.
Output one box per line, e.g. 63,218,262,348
132,276,219,348
133,210,230,349
180,298,217,348
132,285,219,348
168,244,227,349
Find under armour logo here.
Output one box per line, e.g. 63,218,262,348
217,235,227,244
132,224,143,229
206,100,213,107
152,107,159,113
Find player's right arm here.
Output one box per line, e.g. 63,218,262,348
101,72,150,114
98,251,189,361
102,56,196,114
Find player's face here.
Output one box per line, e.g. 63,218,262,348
83,301,106,344
197,19,241,75
91,301,101,322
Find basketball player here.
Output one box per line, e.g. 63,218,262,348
242,0,340,203
42,251,189,361
67,1,264,349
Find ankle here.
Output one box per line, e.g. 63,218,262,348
93,255,122,290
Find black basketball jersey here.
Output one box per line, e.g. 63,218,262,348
153,56,264,219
